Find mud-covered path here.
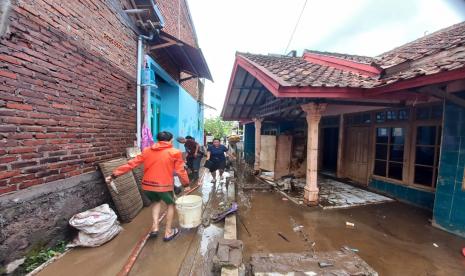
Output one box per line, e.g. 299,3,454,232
38,169,226,276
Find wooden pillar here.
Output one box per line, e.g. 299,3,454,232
253,118,263,171
336,114,344,178
301,103,327,205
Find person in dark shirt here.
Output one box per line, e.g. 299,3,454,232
206,138,231,183
184,136,202,179
178,136,202,180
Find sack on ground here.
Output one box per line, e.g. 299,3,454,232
68,204,122,247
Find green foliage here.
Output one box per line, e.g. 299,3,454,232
22,241,67,273
204,116,234,139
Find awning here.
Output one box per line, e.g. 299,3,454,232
147,31,213,81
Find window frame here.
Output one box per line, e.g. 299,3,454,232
407,119,442,191
373,125,408,182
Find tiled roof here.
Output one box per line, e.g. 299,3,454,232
238,21,465,90
239,53,376,88
376,21,465,68
305,50,376,65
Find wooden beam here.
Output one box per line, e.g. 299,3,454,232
322,99,404,107
257,98,311,118
415,87,465,108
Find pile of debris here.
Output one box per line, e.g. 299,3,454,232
250,248,378,275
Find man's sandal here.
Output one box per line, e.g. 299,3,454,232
163,228,180,242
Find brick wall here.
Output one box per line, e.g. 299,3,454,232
0,0,138,195
154,0,200,99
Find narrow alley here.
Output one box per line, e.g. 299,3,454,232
37,169,228,276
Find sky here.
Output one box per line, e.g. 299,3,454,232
187,0,465,118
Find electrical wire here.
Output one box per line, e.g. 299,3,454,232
284,0,308,55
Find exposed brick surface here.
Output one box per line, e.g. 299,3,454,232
0,0,137,195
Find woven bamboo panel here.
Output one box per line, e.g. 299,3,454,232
126,147,151,207
99,158,143,223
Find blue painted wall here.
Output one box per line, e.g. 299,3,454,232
145,55,204,150
370,179,435,210
433,98,465,237
178,86,204,145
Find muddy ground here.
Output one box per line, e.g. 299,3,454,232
37,170,227,276
237,182,465,276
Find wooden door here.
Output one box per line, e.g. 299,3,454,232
344,126,371,185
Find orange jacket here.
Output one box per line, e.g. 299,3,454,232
112,141,190,192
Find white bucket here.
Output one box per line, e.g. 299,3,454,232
175,195,203,228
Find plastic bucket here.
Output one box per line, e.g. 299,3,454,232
175,195,203,228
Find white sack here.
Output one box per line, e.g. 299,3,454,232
68,204,122,247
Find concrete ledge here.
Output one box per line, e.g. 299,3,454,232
0,171,103,209
222,177,239,276
0,172,111,265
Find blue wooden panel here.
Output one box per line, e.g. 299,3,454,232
433,98,465,237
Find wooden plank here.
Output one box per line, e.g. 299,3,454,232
274,135,292,179
260,135,276,172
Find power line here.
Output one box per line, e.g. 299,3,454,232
284,0,308,55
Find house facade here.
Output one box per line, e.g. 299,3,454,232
0,0,210,264
223,22,465,237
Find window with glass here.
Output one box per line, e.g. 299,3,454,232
346,112,371,125
374,127,405,180
413,125,441,188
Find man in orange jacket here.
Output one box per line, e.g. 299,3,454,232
105,131,190,241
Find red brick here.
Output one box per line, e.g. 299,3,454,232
0,185,17,195
9,147,36,154
0,156,18,163
9,133,34,139
39,157,60,164
36,169,59,178
37,145,60,152
22,139,47,146
9,174,36,184
11,160,38,169
21,153,42,160
2,117,35,125
6,103,33,111
35,133,57,139
44,174,66,182
19,179,44,189
23,165,47,173
0,70,17,79
0,170,20,180
0,125,17,132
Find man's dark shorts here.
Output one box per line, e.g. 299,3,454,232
209,159,226,173
144,191,175,205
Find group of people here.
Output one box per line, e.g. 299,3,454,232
106,131,233,242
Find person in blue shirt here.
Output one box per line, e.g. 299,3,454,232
206,138,231,183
